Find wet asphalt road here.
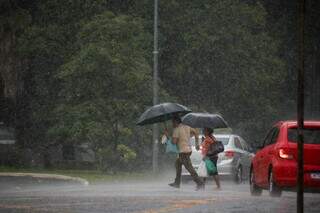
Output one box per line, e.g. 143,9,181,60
0,177,320,213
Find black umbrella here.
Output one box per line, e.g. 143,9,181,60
181,113,228,129
137,103,191,126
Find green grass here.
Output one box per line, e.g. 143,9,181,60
0,166,154,183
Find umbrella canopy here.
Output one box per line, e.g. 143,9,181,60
181,113,228,129
137,103,191,126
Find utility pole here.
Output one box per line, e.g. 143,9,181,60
297,0,305,212
152,0,159,173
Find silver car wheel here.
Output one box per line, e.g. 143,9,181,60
234,166,242,184
237,167,242,183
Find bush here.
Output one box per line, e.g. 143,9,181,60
96,144,137,172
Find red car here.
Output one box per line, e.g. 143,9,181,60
250,121,320,197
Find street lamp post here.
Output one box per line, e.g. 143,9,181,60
152,0,159,173
297,0,305,212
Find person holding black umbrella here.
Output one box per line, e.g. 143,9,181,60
165,115,205,190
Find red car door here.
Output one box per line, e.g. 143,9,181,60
255,128,275,185
255,127,280,186
260,127,280,186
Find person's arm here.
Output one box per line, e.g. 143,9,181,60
172,128,179,144
201,139,209,160
191,128,200,150
172,137,179,144
163,128,169,138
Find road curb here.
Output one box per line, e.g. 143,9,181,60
0,172,89,186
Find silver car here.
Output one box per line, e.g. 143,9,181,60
182,134,254,183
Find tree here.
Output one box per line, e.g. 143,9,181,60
51,12,153,170
134,0,286,141
4,0,303,169
16,0,116,163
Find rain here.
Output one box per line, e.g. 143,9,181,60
0,0,320,213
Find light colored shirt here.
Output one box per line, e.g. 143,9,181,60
173,124,196,153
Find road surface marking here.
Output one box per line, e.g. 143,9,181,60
139,198,215,213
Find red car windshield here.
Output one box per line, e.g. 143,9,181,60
288,128,320,144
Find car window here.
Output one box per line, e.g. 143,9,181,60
247,144,254,152
0,126,15,144
270,127,280,145
240,138,249,151
263,128,274,147
288,128,320,144
214,136,230,145
263,127,279,147
234,137,243,150
192,135,230,146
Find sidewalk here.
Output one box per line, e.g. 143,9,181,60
0,172,89,186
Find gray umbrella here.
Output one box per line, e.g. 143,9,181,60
181,113,228,129
137,103,191,126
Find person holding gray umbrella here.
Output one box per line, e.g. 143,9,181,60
181,113,228,129
165,115,205,190
181,112,228,190
201,127,221,190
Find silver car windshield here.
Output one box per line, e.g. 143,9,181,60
214,136,230,145
189,136,230,146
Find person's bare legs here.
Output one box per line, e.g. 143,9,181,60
213,175,221,189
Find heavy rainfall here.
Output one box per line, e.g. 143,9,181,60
0,0,320,213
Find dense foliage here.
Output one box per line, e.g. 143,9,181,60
1,0,319,170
